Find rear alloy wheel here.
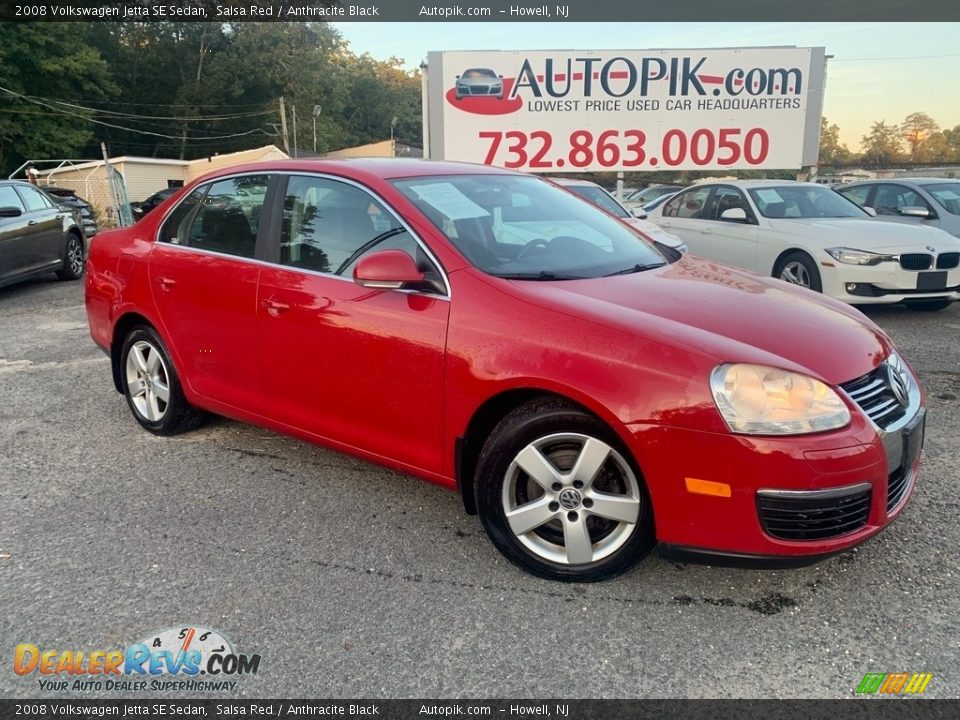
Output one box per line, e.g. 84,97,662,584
475,399,654,581
904,299,952,312
121,327,204,435
56,233,85,280
776,251,822,293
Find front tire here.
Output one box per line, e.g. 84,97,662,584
475,398,654,582
775,251,822,293
121,326,204,435
56,233,85,280
905,299,952,311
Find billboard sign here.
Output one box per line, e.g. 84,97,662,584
425,48,827,172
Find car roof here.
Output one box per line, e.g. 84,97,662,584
693,179,822,189
546,177,600,188
0,179,34,188
190,158,516,187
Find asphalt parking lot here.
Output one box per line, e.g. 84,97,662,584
1,276,958,699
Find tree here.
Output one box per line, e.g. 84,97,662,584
0,23,115,176
818,117,852,165
901,111,941,162
861,121,904,165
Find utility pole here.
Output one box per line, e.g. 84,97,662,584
279,96,290,156
312,105,322,153
292,105,298,159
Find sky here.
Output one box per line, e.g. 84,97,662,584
334,22,960,152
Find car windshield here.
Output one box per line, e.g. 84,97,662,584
747,185,866,219
924,183,960,215
391,175,665,280
629,186,679,204
566,185,630,218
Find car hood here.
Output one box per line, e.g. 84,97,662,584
768,217,960,251
623,218,685,249
516,256,892,386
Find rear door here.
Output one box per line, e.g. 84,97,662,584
149,173,274,412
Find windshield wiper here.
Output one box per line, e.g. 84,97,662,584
496,271,586,280
604,262,666,277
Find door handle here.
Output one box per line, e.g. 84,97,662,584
700,227,713,235
261,298,291,316
27,220,38,226
157,276,177,290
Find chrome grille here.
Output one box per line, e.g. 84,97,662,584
899,253,932,271
840,366,908,429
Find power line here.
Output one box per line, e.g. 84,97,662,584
0,84,272,141
0,93,275,122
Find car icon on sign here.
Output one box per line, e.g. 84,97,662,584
455,68,504,100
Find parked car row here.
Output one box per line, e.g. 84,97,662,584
84,158,928,582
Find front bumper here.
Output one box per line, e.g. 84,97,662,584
820,256,960,304
628,386,924,558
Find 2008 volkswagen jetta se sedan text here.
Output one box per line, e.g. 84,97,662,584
85,159,925,582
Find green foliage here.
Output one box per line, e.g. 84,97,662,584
0,22,423,175
0,22,115,174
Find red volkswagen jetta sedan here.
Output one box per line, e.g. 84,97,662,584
85,159,924,581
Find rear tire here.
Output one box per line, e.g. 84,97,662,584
774,251,822,293
121,326,205,435
904,299,952,312
474,398,654,582
56,233,85,280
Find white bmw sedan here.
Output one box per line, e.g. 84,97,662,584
647,180,960,311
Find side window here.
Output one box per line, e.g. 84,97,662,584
0,186,27,213
711,187,750,221
280,175,412,275
873,184,930,215
838,185,870,207
159,186,207,245
663,187,712,219
17,186,52,212
185,175,268,258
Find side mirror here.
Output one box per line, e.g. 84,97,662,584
863,206,878,217
353,249,425,290
900,206,931,218
455,75,461,80
720,207,748,222
631,208,648,220
0,206,23,218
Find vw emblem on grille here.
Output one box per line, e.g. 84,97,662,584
885,358,910,407
558,488,582,510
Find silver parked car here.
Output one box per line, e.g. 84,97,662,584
836,179,960,238
454,68,504,99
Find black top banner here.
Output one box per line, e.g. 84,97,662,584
0,0,957,22
2,700,960,720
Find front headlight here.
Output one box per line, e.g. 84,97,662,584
825,247,894,265
710,364,851,435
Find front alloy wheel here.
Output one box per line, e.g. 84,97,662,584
476,398,654,581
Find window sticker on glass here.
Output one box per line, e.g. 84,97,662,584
755,189,784,204
409,182,491,220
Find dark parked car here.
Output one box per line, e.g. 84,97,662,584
131,187,179,222
836,178,960,238
44,187,98,238
0,180,85,288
